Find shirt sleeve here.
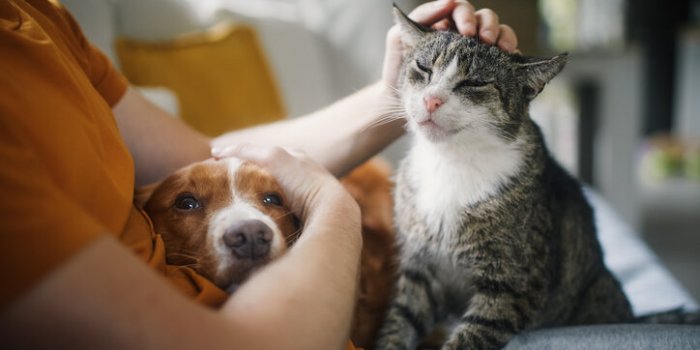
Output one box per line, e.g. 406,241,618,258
53,1,129,106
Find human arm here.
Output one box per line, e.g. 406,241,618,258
213,0,519,177
112,0,519,181
112,87,212,186
0,145,361,350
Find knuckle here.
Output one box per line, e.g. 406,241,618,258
476,8,498,22
456,0,475,12
287,147,310,160
266,146,289,161
408,6,428,21
502,25,517,38
257,146,285,164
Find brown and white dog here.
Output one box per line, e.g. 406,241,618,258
135,157,299,293
136,157,395,349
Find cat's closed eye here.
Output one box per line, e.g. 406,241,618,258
409,60,432,83
453,79,492,91
415,60,432,74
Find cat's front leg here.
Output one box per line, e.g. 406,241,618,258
375,267,444,350
440,276,547,350
442,310,526,350
441,321,508,350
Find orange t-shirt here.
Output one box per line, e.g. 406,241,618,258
0,0,226,308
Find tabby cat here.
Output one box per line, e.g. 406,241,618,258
375,7,633,350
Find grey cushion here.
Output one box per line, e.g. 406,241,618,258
506,324,700,350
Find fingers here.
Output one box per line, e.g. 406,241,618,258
211,144,320,208
212,144,356,223
475,9,499,44
211,144,294,166
474,9,519,53
408,0,457,26
413,1,477,36
431,18,452,31
409,1,519,53
496,24,518,53
451,1,477,37
213,143,313,168
211,143,257,161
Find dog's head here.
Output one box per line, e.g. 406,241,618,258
135,158,299,292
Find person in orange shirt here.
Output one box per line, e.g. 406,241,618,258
0,0,517,348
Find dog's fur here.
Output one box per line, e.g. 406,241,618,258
135,157,300,293
341,158,397,349
135,157,396,349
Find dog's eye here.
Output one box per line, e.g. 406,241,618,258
174,195,201,210
262,193,283,207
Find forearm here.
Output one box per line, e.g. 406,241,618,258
213,82,405,177
0,236,237,349
1,209,361,350
116,81,404,183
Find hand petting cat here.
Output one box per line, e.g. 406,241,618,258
382,0,519,90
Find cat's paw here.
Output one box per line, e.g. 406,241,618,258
440,325,502,350
439,337,463,350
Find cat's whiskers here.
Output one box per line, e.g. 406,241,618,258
385,84,403,96
363,112,406,132
362,97,407,132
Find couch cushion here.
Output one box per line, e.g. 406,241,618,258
116,23,286,136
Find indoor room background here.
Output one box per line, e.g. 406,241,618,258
62,0,700,301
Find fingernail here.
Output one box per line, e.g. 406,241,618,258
211,146,226,158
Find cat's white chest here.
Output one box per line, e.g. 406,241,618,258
404,133,524,236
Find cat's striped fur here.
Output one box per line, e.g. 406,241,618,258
375,7,633,350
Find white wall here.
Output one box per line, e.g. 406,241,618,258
675,28,700,139
561,50,645,229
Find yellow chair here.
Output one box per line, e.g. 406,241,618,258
116,23,286,136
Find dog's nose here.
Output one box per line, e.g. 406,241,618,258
223,219,273,260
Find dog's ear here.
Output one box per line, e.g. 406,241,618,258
133,182,160,209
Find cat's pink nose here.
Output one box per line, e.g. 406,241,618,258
424,95,444,114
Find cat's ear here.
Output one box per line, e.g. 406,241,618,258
392,4,429,47
516,53,568,100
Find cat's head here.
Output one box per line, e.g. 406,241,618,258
393,6,567,144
